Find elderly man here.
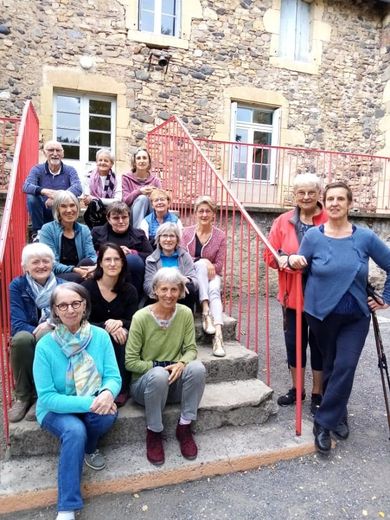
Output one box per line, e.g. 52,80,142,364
22,140,82,235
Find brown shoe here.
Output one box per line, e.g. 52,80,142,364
176,422,198,460
146,429,165,465
25,401,37,422
8,400,30,423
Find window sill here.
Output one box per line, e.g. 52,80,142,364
127,30,189,50
270,56,319,75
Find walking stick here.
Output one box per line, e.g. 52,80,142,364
367,284,390,439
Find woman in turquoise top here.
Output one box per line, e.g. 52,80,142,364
33,282,121,520
290,182,390,455
126,267,206,466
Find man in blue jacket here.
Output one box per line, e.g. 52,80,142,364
22,140,82,234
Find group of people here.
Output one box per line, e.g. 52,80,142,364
11,141,227,520
265,173,390,455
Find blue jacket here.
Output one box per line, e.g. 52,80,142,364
39,220,97,273
299,225,390,320
10,275,64,336
22,162,82,199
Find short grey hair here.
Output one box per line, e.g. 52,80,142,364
21,243,54,268
52,191,80,222
152,267,188,299
155,222,181,250
293,173,322,191
96,148,115,163
50,282,91,325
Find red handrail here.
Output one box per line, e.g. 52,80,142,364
0,101,39,447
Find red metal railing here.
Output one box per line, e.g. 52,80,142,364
196,138,390,213
0,101,39,446
0,116,20,192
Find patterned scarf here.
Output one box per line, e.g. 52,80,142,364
26,272,58,323
53,322,102,396
89,168,116,199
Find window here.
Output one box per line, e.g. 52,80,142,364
230,104,280,182
138,0,180,37
53,93,116,170
279,0,311,62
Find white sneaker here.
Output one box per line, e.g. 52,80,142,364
56,512,75,520
202,313,216,335
212,334,226,357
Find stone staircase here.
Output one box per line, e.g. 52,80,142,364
8,315,276,458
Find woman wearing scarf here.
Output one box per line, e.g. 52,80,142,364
8,243,64,423
82,149,121,228
33,282,121,520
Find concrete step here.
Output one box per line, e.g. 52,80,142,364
194,313,237,343
9,379,275,458
0,420,316,516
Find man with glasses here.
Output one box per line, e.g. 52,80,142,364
23,140,82,236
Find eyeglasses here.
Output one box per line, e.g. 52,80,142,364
160,234,177,239
45,148,63,153
295,191,318,198
55,300,84,312
152,197,168,203
109,215,129,221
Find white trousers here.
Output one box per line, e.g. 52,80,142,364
195,259,223,326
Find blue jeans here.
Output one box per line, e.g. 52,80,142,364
27,194,54,231
125,253,145,299
42,411,117,511
131,195,152,229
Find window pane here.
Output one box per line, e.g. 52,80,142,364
254,131,272,147
162,0,176,15
89,100,111,116
57,96,80,114
253,110,273,125
236,107,252,123
89,116,111,132
62,145,80,160
235,127,248,143
161,14,175,35
253,164,270,181
89,131,111,147
89,147,100,162
57,113,80,129
140,0,154,10
57,128,80,144
140,10,154,31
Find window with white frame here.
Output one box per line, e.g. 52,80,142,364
230,103,280,182
138,0,181,37
279,0,311,62
53,93,116,172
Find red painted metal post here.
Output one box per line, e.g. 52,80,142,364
295,271,304,436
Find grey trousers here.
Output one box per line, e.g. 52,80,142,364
131,360,206,432
11,331,37,402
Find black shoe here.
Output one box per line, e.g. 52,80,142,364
313,422,331,454
310,393,322,416
277,387,306,407
332,418,349,440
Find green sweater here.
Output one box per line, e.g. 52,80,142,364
125,304,198,382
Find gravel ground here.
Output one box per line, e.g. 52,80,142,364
3,299,390,520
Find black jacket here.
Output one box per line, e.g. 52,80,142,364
91,223,153,261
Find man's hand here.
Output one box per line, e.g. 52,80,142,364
164,362,185,384
90,390,116,415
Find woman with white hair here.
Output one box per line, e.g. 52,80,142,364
8,243,64,422
39,190,96,282
264,173,327,415
126,268,206,466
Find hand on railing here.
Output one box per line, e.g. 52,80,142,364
286,254,307,270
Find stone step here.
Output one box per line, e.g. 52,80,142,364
194,313,237,343
9,379,275,458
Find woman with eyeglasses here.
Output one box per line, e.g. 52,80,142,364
82,243,138,407
91,201,153,299
122,147,162,228
33,282,121,520
139,188,183,248
182,196,227,357
144,222,198,311
264,173,327,415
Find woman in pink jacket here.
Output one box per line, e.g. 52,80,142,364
182,196,226,357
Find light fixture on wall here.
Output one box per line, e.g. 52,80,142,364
148,50,172,73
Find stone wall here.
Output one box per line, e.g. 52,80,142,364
0,0,389,170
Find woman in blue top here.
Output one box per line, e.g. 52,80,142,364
290,182,390,454
33,282,121,520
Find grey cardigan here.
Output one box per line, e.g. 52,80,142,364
143,246,199,298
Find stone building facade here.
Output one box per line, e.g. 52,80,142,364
1,0,390,179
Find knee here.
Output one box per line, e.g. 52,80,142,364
62,420,87,446
126,254,144,272
26,194,40,207
185,361,206,383
147,367,170,390
11,332,35,354
195,260,208,276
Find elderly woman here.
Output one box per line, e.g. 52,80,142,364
33,283,121,520
125,268,206,466
122,147,162,228
82,148,121,228
39,191,96,282
91,201,153,299
139,188,183,247
8,243,64,423
290,181,390,454
264,173,327,415
144,222,198,311
182,196,227,357
83,243,138,407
